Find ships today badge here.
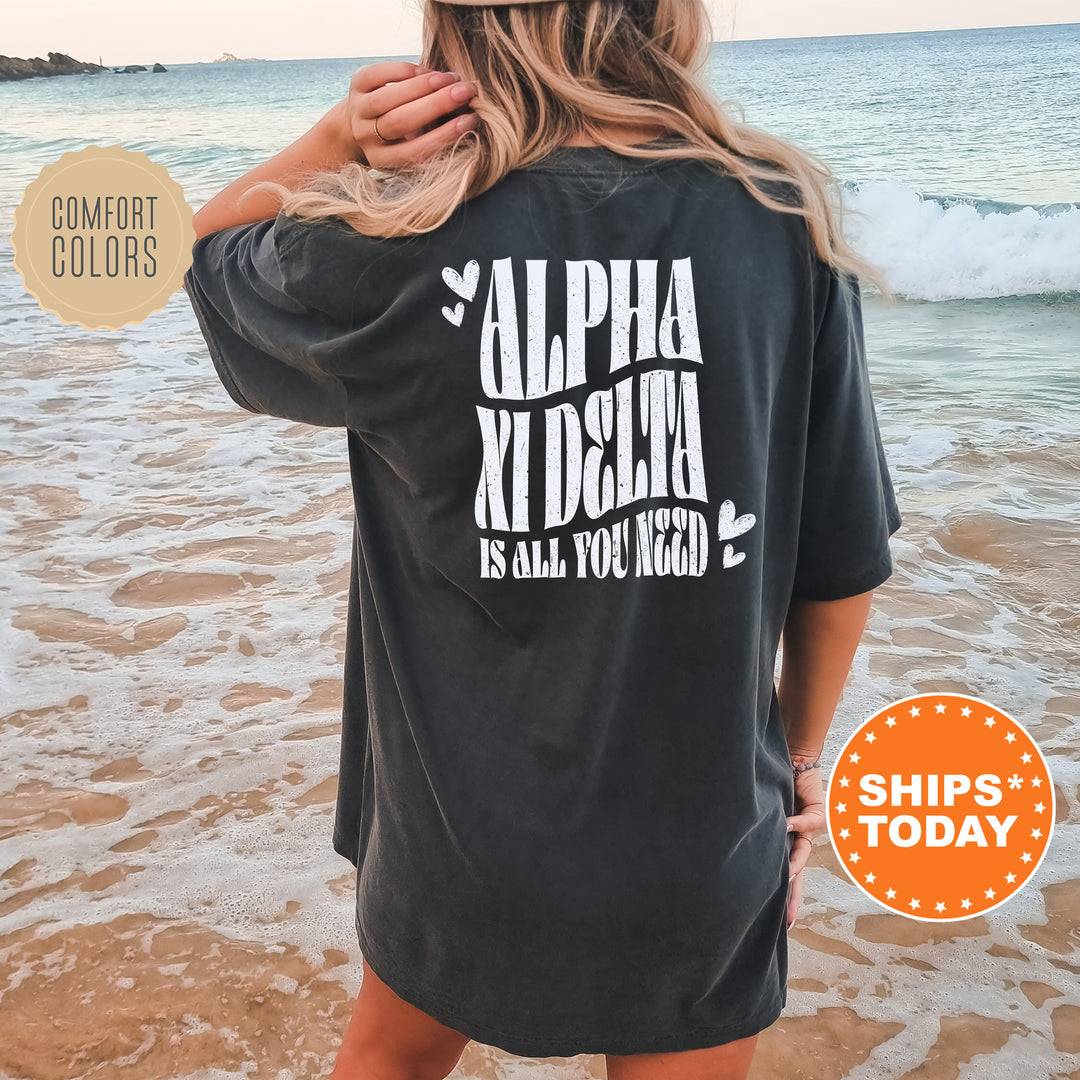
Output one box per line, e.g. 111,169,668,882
826,692,1056,921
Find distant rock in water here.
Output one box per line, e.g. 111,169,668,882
153,63,167,72
212,52,263,62
115,64,148,73
0,51,105,81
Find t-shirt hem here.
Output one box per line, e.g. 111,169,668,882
789,547,897,602
333,829,359,868
354,911,786,1057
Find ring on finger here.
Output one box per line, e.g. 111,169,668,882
373,114,394,144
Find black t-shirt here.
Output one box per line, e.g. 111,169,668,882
183,139,902,1057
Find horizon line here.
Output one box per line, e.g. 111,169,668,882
29,17,1078,68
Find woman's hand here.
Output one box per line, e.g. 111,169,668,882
343,60,479,169
785,763,826,931
189,60,480,241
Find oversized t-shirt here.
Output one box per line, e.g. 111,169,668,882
183,138,902,1058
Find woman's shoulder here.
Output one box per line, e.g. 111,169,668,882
268,148,817,308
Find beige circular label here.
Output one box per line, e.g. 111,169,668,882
11,144,195,330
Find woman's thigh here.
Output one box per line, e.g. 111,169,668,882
605,1033,760,1080
330,957,472,1080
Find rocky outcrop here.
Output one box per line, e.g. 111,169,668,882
0,52,166,81
0,51,104,81
212,52,262,62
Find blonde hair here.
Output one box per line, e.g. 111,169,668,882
250,0,893,299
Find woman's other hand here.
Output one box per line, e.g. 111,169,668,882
785,762,826,931
778,589,875,932
343,60,479,169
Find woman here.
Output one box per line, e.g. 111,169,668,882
183,0,902,1077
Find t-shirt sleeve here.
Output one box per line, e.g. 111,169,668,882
790,262,903,601
183,213,349,428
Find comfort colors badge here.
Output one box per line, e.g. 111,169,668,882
11,144,195,330
826,693,1055,921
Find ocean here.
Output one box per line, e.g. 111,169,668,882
1,20,1078,1080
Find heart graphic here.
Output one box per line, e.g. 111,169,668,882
723,544,746,569
716,499,756,541
441,301,465,327
442,260,480,302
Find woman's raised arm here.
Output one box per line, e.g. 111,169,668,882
192,60,478,240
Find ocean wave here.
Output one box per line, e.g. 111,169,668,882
842,180,1080,301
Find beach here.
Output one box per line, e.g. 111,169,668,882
2,22,1079,1080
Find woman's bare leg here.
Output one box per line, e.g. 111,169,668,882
605,1033,760,1080
329,957,471,1080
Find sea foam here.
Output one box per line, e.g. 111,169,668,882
843,180,1080,301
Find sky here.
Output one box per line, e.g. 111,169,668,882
3,0,1077,67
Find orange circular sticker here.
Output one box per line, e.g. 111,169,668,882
11,144,195,330
826,693,1054,921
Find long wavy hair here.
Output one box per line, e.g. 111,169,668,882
250,0,893,298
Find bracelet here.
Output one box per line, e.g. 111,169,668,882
792,759,821,779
